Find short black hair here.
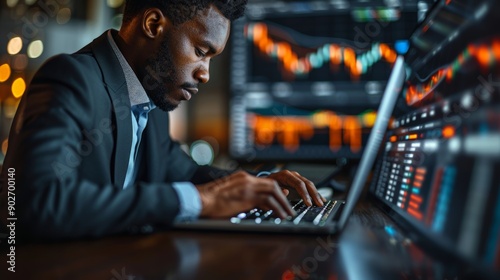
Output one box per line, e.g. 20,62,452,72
123,0,248,25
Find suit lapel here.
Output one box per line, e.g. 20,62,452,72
89,30,132,188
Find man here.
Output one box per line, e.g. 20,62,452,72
0,0,324,240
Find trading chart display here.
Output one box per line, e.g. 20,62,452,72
229,0,430,161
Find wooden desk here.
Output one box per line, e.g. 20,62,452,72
0,204,488,280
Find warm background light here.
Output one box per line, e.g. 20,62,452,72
1,140,8,157
56,8,72,24
3,98,20,118
12,77,26,98
7,37,23,55
362,111,377,127
6,0,18,8
28,40,44,58
0,64,11,82
107,0,124,8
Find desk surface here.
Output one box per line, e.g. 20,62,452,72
0,203,489,280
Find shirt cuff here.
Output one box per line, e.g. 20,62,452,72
172,182,202,221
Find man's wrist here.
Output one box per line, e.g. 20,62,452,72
195,185,212,217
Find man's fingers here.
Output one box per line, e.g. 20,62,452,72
293,172,324,206
271,181,296,217
253,181,295,217
198,171,300,219
282,172,312,206
256,194,287,219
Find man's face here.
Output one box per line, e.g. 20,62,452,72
140,4,230,111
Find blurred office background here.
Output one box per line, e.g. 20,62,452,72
0,0,232,166
0,0,431,167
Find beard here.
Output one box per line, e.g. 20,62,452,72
140,37,179,112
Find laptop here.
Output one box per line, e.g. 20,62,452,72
175,56,406,234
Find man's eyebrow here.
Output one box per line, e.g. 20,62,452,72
200,40,217,54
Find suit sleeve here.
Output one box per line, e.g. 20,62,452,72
0,55,181,240
160,137,234,185
157,129,251,184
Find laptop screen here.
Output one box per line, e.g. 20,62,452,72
369,0,500,270
337,55,405,231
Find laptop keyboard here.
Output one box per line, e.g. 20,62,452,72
231,199,339,226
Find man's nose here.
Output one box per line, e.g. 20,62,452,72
195,61,210,84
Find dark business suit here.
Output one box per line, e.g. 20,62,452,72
0,30,229,240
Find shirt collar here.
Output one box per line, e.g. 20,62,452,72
107,30,153,107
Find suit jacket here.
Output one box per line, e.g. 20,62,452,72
0,30,230,240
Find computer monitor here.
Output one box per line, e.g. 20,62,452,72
370,0,500,272
229,0,433,162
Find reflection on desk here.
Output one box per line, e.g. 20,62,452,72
1,204,494,280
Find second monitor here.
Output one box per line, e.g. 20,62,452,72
229,0,433,162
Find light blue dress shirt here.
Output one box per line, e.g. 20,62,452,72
107,31,201,221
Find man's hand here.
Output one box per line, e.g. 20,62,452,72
195,171,295,219
267,170,326,207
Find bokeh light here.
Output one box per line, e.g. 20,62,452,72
0,64,11,82
15,3,27,16
6,0,18,8
4,98,20,118
28,40,44,58
190,140,214,166
107,0,124,8
25,0,36,5
7,37,23,55
57,8,72,24
1,139,8,157
362,111,377,127
12,77,26,98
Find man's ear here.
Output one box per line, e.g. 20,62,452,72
142,8,169,39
